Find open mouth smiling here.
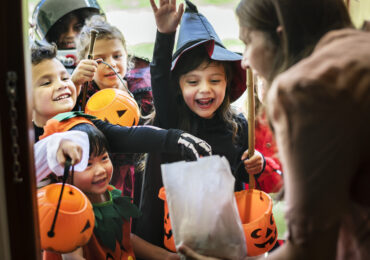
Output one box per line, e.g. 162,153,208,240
196,98,214,107
92,177,107,185
105,72,119,78
53,93,71,101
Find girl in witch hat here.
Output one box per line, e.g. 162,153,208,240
135,0,282,251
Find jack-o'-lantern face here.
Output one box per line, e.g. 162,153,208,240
85,88,140,127
248,214,277,252
38,184,95,253
235,189,277,256
164,212,173,242
158,187,176,252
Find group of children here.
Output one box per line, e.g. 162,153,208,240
31,0,283,259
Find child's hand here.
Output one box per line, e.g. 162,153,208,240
71,59,98,94
178,244,222,260
150,0,184,34
241,150,264,175
165,252,181,260
56,139,83,167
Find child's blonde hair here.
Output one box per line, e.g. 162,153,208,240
76,15,128,61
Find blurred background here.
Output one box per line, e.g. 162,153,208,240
28,0,244,60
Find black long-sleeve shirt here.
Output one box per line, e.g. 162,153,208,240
34,119,181,154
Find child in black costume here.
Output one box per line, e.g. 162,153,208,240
135,0,268,251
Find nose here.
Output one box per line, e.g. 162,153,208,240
241,52,250,70
55,79,68,90
65,23,78,38
199,80,211,93
105,56,117,68
93,163,106,177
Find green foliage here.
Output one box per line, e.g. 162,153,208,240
128,43,154,61
271,198,287,240
127,38,244,61
96,0,240,10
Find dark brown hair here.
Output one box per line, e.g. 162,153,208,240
236,0,353,82
31,43,57,65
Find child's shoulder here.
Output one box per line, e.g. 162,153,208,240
233,112,248,128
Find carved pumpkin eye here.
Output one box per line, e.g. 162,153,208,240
251,228,262,238
38,184,95,253
85,88,140,127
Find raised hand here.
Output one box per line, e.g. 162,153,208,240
150,0,184,33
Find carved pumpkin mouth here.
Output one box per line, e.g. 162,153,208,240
254,228,277,248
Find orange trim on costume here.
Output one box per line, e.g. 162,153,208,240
40,117,94,140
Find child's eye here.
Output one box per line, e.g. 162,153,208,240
62,77,70,81
211,79,221,84
187,80,198,85
73,23,83,32
113,54,122,59
40,81,51,86
87,162,93,167
102,155,109,161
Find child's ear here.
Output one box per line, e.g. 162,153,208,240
276,26,283,37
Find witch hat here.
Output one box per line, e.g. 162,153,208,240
172,0,246,101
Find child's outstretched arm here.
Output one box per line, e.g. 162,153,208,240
93,120,212,160
150,0,184,34
71,59,99,95
34,131,89,184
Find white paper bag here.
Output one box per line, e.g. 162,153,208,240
161,155,247,260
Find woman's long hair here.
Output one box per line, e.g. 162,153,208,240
236,0,353,83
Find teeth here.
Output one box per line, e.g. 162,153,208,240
197,99,213,105
55,94,70,101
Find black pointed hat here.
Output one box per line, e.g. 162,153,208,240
172,0,246,101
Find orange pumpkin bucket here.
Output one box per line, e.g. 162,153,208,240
235,189,277,256
85,88,140,127
37,183,95,253
158,187,176,252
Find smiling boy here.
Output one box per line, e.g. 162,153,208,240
32,44,79,128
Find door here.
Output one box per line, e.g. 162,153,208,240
0,0,41,259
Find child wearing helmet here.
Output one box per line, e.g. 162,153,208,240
32,0,103,50
32,0,104,72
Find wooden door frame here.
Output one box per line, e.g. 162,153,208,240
0,0,41,259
